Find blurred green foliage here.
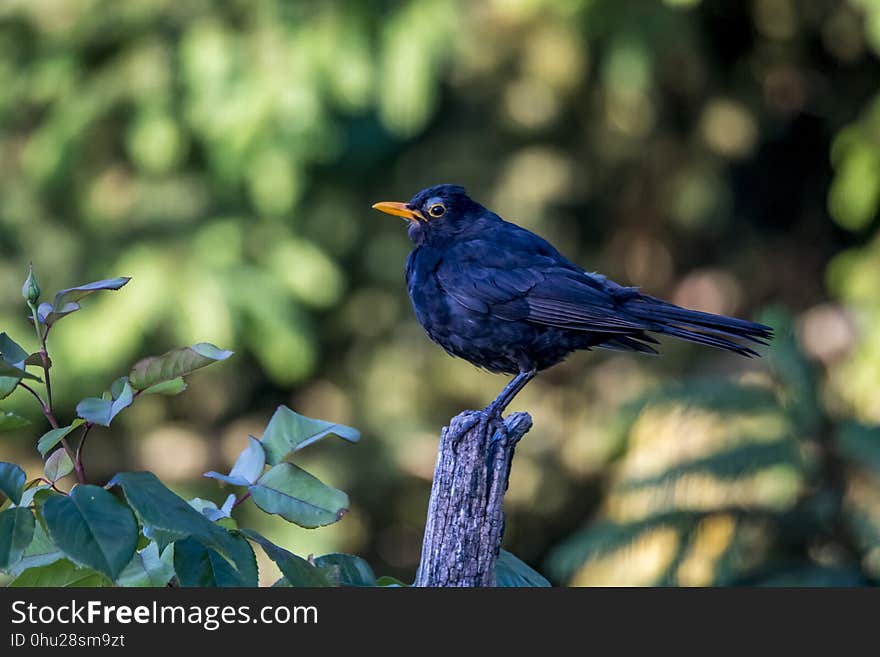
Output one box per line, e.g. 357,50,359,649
1,0,880,585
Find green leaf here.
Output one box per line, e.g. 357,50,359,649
229,435,266,483
0,411,31,431
495,549,551,587
0,378,17,400
250,462,349,528
109,375,128,398
0,333,28,367
9,559,111,587
205,435,265,487
173,533,257,587
0,360,41,382
42,485,139,579
0,332,28,399
116,542,175,587
313,553,376,586
108,471,243,563
188,494,235,521
260,405,360,465
16,484,54,509
39,277,131,326
44,449,74,483
242,529,333,587
24,352,49,368
203,472,248,486
76,378,133,426
0,462,27,504
0,507,35,571
37,419,85,456
7,521,64,576
128,343,233,391
0,333,27,399
375,575,408,587
0,333,29,398
142,377,187,396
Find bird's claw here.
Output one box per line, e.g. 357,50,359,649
447,409,506,448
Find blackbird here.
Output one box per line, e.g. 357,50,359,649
373,184,772,418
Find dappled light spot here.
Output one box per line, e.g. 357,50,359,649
763,65,807,116
268,239,345,309
605,88,656,139
797,303,857,365
623,235,674,290
699,99,757,159
341,289,401,338
361,344,428,428
127,110,187,175
753,0,798,40
377,1,456,137
247,149,301,217
560,422,622,479
394,432,439,481
135,425,210,482
220,416,267,467
571,524,680,586
85,167,138,226
607,466,802,522
665,168,728,229
522,22,587,92
492,147,575,223
504,77,561,130
672,268,743,317
506,454,543,509
823,6,865,62
294,380,353,428
623,404,790,482
845,469,880,578
547,372,808,585
676,513,736,586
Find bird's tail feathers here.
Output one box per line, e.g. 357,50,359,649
622,295,773,357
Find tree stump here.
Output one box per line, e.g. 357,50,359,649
414,410,533,587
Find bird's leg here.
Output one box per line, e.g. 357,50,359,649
447,370,536,446
485,369,537,420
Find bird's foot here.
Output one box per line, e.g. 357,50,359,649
447,409,506,448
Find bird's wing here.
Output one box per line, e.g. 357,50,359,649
435,235,652,334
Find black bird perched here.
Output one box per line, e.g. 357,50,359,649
373,184,772,419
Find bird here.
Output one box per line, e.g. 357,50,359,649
372,184,773,421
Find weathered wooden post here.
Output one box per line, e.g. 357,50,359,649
415,410,533,587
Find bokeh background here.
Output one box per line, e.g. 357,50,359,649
1,0,880,586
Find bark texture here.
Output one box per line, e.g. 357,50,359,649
414,410,533,587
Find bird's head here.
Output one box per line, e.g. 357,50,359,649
372,184,485,244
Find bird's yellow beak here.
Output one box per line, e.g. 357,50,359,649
371,201,425,223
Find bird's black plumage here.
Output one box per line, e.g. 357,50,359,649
375,184,773,378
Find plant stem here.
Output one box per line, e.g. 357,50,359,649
22,319,83,485
36,322,53,412
36,477,66,495
18,382,57,427
18,382,83,484
28,302,43,345
232,491,252,509
73,423,92,485
26,302,52,406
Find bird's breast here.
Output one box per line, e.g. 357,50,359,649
404,248,575,374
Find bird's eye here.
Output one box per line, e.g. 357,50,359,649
428,203,446,218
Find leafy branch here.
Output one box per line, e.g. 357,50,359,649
0,264,378,588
